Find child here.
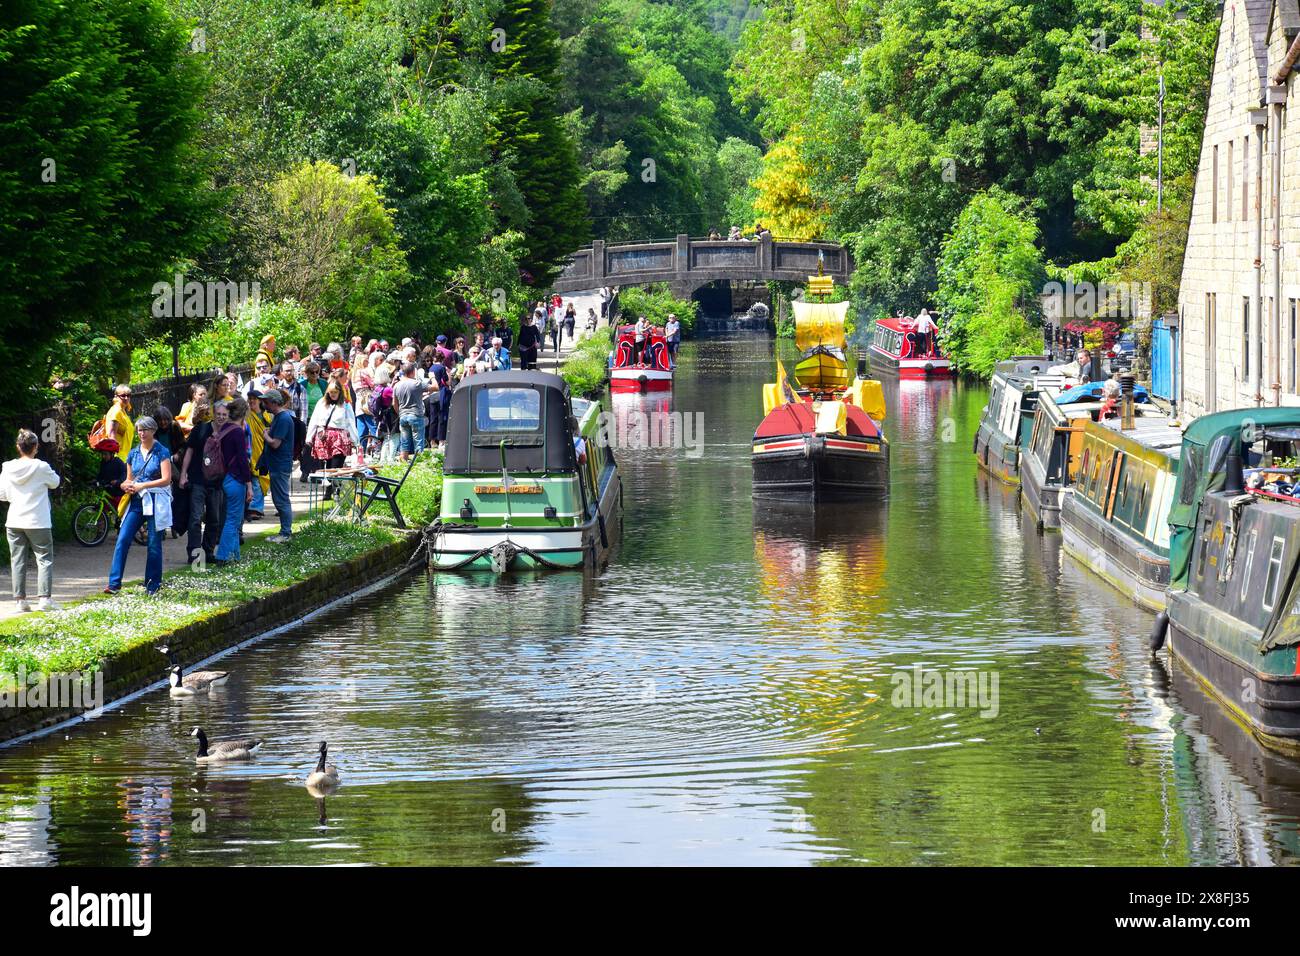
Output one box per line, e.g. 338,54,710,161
96,440,127,507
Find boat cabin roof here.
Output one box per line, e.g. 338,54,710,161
1088,415,1183,457
993,355,1054,377
444,370,581,475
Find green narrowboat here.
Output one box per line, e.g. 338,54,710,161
431,370,621,572
1058,413,1182,611
973,356,1057,484
1160,408,1300,751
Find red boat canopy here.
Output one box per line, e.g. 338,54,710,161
614,325,670,371
754,401,881,440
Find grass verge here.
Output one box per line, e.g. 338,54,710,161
561,327,613,397
0,518,400,676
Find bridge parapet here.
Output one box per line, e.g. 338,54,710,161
554,233,852,297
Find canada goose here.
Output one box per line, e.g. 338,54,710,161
305,741,340,791
191,726,262,762
160,646,229,695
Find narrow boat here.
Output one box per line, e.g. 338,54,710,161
868,315,955,378
1058,406,1182,612
752,273,889,501
1021,381,1157,529
973,356,1060,483
432,370,621,572
610,323,672,393
1161,407,1300,751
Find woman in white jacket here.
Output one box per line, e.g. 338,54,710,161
1,429,61,612
306,379,360,500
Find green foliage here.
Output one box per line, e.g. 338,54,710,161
936,189,1046,378
561,327,614,396
617,284,699,335
131,299,317,380
732,0,1220,315
492,0,591,285
0,0,222,407
259,161,410,335
717,136,762,230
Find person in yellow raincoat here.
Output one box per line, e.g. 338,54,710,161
245,389,273,519
256,334,276,371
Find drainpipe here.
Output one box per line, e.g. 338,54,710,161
1254,108,1266,406
1268,84,1286,405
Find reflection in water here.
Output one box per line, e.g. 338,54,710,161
1,333,1299,865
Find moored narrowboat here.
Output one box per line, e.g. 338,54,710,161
973,357,1059,484
752,273,889,502
1160,408,1300,751
1058,412,1181,612
868,314,954,378
1021,381,1157,529
432,370,621,572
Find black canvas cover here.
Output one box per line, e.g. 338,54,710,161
443,370,578,474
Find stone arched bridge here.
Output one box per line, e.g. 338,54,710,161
553,234,853,298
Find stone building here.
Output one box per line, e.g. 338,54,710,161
1177,0,1300,415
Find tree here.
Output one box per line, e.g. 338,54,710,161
751,135,827,239
492,0,591,285
936,189,1046,378
717,136,762,231
255,161,410,338
0,0,221,405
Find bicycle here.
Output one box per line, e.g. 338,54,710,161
72,482,150,548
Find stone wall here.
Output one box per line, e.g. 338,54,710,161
0,535,420,744
1177,0,1300,417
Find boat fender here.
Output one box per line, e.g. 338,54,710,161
597,511,609,550
1149,611,1169,652
638,374,648,394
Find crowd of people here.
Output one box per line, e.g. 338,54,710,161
2,295,607,611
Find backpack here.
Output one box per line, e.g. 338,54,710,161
88,415,110,451
367,386,390,419
202,423,231,483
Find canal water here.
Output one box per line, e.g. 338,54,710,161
3,332,1300,866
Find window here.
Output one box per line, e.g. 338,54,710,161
1240,529,1258,602
1264,536,1286,610
1213,144,1219,223
1244,297,1251,379
1243,136,1250,220
474,387,541,432
1226,140,1234,222
1291,299,1297,392
1139,481,1149,517
1205,293,1218,413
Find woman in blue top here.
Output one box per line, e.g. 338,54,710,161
105,415,173,595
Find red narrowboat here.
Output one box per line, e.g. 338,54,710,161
610,323,673,393
869,314,954,379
